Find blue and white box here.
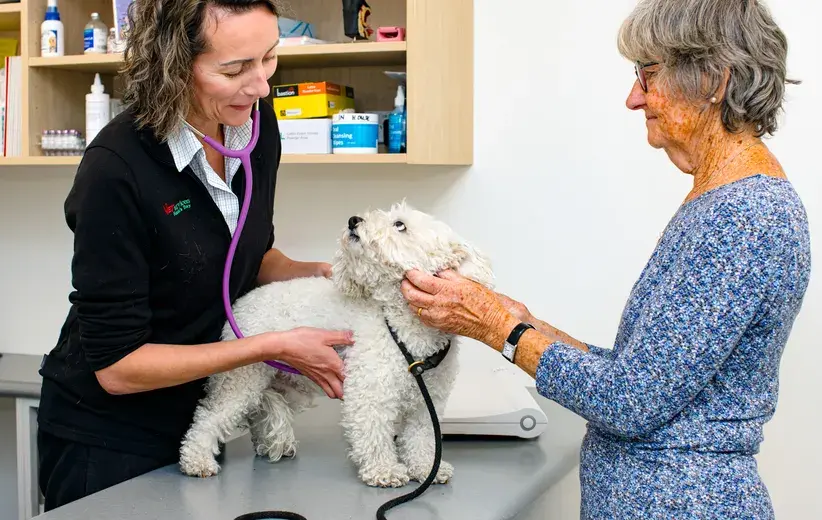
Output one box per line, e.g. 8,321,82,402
332,113,379,154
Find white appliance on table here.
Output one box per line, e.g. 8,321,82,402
440,344,547,438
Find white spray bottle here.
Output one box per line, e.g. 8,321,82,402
40,0,64,57
85,73,110,145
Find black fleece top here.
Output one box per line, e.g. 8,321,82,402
37,100,281,459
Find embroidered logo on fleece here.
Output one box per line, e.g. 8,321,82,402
163,199,191,216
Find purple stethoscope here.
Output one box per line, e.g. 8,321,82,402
181,99,300,375
186,105,439,520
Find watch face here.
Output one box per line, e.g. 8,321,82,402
502,342,516,362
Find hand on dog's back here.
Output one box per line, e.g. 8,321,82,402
270,327,353,400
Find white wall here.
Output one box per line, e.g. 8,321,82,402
0,0,819,518
0,398,19,520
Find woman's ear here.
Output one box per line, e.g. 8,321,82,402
710,67,731,104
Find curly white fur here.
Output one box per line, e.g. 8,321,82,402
178,201,494,487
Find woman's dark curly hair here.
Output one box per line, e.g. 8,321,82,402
121,0,283,141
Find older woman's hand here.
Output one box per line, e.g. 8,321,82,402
401,269,520,348
496,292,533,323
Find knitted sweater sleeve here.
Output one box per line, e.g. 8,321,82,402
534,201,786,438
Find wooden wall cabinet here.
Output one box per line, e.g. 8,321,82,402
0,0,473,167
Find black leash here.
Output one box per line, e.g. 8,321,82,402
233,320,451,520
376,319,450,520
234,513,305,520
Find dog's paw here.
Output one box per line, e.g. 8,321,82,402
254,437,298,462
179,452,220,478
410,460,453,484
359,463,410,488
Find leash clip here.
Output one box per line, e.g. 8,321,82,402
408,361,425,376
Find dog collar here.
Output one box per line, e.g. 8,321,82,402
385,318,451,377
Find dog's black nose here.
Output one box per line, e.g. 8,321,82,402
348,216,364,230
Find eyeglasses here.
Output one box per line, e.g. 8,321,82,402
634,61,658,92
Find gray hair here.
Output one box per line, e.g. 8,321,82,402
617,0,799,137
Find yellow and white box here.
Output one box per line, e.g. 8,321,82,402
271,81,355,120
278,119,332,154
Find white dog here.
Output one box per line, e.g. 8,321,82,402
178,202,494,488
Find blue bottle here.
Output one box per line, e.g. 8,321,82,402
387,85,406,153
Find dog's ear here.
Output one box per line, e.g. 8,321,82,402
450,238,495,289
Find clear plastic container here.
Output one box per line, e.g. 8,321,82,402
106,27,116,53
84,13,108,54
39,129,86,156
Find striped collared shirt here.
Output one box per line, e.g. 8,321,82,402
165,119,252,236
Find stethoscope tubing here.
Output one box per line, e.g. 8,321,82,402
182,99,300,374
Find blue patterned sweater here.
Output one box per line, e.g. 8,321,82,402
536,174,811,519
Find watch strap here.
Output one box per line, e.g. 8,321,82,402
502,323,535,363
506,322,535,346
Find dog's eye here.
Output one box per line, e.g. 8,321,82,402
394,221,407,232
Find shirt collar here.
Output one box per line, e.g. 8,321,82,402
166,118,253,173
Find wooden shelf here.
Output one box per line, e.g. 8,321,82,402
281,153,407,164
28,42,407,73
278,41,407,68
0,153,407,166
0,2,20,32
4,0,472,167
0,156,82,166
29,53,122,73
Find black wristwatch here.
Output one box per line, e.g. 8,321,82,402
502,323,535,363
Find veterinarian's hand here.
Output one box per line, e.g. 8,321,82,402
295,261,332,279
315,262,333,279
274,327,352,399
401,269,519,349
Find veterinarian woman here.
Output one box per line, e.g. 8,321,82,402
36,0,352,511
403,1,810,519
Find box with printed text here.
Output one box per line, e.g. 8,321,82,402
271,81,355,120
278,119,332,154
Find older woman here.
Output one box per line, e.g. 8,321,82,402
402,1,811,518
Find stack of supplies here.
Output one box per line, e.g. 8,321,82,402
272,81,378,154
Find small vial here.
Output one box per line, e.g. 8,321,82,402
72,130,82,151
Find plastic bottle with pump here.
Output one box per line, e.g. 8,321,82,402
40,0,64,57
387,84,406,153
86,73,110,145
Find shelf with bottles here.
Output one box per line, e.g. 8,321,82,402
29,41,407,73
31,0,120,57
270,66,408,158
0,152,409,167
13,0,472,166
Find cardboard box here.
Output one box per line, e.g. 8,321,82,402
272,81,355,120
278,119,332,154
